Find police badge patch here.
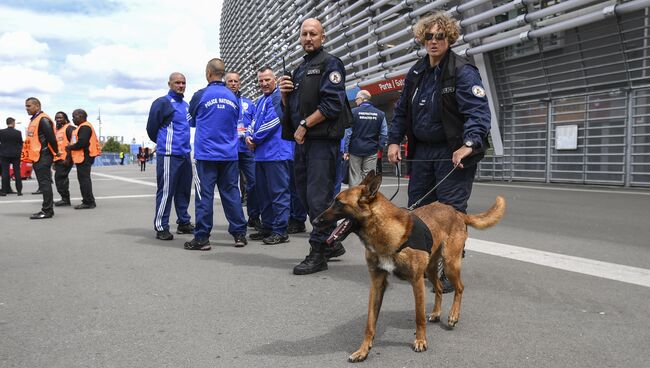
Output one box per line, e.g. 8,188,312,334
329,71,342,84
472,85,486,98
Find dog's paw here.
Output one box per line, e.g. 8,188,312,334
428,313,441,323
448,316,458,328
348,349,369,363
412,339,428,352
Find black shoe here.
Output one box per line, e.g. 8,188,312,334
247,218,262,230
17,192,23,196
184,238,211,251
0,191,5,197
234,234,247,247
32,190,43,195
287,220,307,234
293,248,328,275
54,199,71,207
176,222,194,234
438,272,455,294
263,233,289,245
249,230,271,241
30,211,53,219
74,203,96,209
324,240,346,260
156,230,174,240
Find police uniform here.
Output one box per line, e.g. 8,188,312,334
388,51,491,212
345,101,387,186
189,80,247,244
248,87,292,241
146,89,193,236
282,47,352,274
236,94,260,224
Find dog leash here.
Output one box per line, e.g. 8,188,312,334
388,159,459,211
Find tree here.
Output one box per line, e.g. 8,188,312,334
102,137,122,152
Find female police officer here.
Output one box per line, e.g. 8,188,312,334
387,12,492,292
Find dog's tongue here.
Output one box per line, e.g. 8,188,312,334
326,219,351,245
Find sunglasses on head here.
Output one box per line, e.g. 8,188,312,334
424,32,446,41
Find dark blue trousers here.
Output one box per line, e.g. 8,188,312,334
288,160,307,222
407,143,477,213
194,160,246,240
255,160,290,234
294,140,338,246
334,150,344,194
238,151,259,220
154,155,192,231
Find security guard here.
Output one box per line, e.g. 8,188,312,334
67,109,101,209
225,71,261,230
279,18,352,275
53,111,76,207
246,67,293,245
187,58,248,250
146,72,194,241
22,97,60,219
387,12,492,292
344,90,387,186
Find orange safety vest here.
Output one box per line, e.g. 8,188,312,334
21,112,56,163
54,123,71,162
70,121,102,164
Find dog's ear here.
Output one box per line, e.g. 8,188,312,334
361,171,382,201
359,170,376,187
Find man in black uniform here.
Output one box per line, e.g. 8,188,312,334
0,117,23,196
279,18,352,275
22,97,60,219
67,109,99,209
53,112,76,206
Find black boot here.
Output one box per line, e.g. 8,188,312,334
293,244,327,275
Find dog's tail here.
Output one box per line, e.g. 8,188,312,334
463,196,506,229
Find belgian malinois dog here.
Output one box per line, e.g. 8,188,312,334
313,171,505,362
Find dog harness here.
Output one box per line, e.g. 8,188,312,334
396,213,434,253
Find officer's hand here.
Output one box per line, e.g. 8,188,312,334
278,76,294,96
294,126,306,145
343,153,350,161
387,144,401,163
452,146,473,169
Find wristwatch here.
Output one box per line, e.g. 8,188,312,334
464,140,474,149
299,119,308,130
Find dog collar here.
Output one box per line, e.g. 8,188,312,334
396,213,434,253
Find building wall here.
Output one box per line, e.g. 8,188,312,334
220,0,650,187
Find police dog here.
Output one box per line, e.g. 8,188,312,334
313,171,505,362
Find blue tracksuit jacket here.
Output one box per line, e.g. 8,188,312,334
146,90,191,156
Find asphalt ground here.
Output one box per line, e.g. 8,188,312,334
1,164,649,368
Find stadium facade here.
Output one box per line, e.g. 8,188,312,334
220,0,650,187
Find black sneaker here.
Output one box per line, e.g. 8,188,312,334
30,211,53,219
249,230,271,241
287,220,307,234
184,238,211,251
324,241,346,260
247,218,262,230
293,248,327,275
263,233,289,245
74,203,96,209
234,234,247,247
433,271,455,294
0,191,6,197
156,230,174,240
54,199,71,207
176,222,194,234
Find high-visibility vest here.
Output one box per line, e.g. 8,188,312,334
21,112,55,163
70,121,102,164
54,123,71,162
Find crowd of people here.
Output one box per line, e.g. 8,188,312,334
2,12,492,284
0,99,100,219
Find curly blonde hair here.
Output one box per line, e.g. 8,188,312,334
413,11,460,45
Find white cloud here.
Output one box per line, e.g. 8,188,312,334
0,65,64,96
88,85,160,104
0,31,49,60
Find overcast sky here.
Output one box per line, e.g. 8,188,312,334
1,0,222,145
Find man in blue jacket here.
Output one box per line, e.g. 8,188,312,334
344,90,387,186
146,72,194,241
246,67,293,245
225,71,261,231
187,58,247,250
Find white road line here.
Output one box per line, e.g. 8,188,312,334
0,194,156,204
467,238,650,288
92,172,157,187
